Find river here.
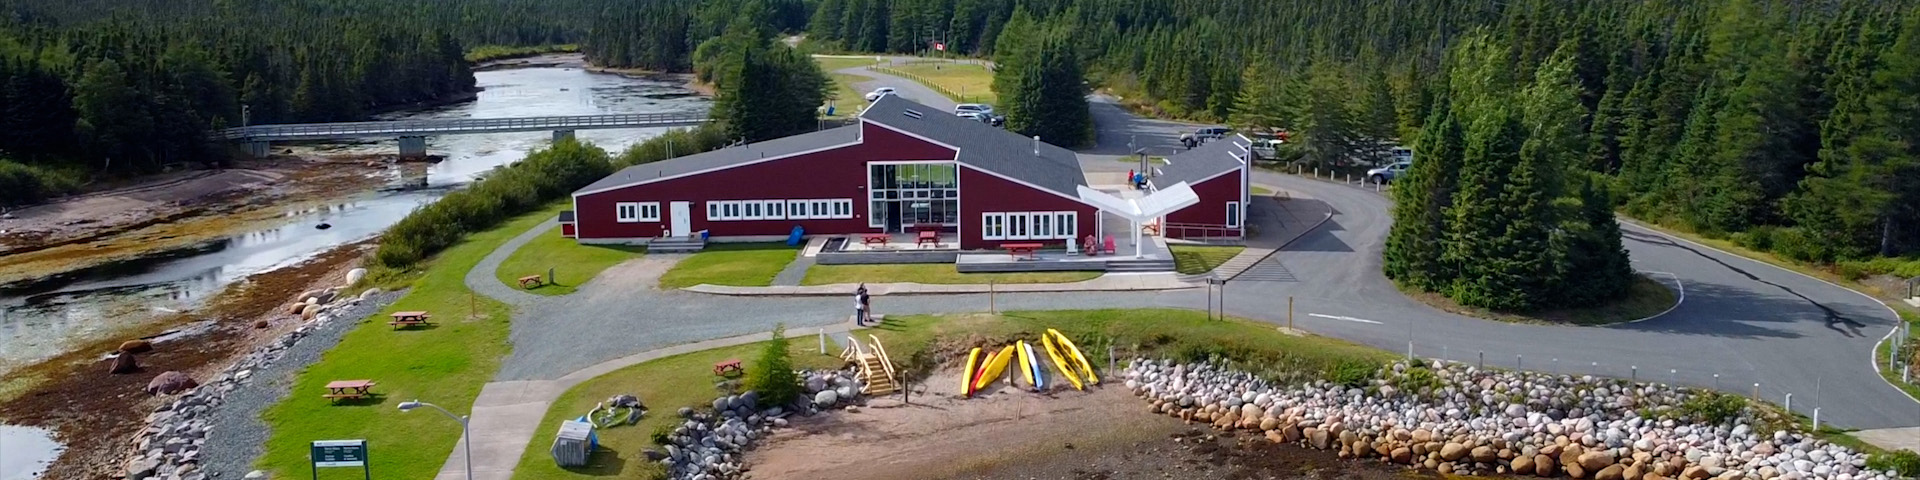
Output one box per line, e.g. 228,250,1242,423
0,64,707,479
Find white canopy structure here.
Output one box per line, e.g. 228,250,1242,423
1077,182,1201,258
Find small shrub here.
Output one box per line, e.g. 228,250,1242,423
1733,225,1777,252
1769,227,1831,263
746,324,801,407
1677,391,1747,425
1867,449,1920,477
649,422,675,445
1325,360,1377,388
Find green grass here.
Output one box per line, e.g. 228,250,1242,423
889,61,995,104
493,230,646,295
1875,311,1920,403
1252,185,1275,196
1401,274,1679,326
511,338,844,479
800,264,1101,286
1169,245,1245,275
656,242,798,289
825,72,873,116
814,55,880,72
258,202,568,479
511,308,1395,479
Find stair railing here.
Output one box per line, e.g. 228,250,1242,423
868,335,897,386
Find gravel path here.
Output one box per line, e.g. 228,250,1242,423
770,255,815,286
197,291,401,479
463,219,556,305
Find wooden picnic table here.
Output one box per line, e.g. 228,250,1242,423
324,379,376,402
388,311,431,329
861,234,890,246
1002,243,1043,260
713,359,744,377
916,230,939,247
518,275,545,289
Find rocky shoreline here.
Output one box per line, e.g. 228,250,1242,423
653,369,867,480
1124,358,1896,480
116,285,397,480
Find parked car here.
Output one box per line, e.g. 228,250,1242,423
1194,127,1231,140
1367,160,1412,184
957,112,989,123
864,87,897,102
954,103,995,116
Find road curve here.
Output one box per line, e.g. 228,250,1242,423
1076,93,1918,429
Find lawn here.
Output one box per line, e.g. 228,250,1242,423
1252,185,1275,196
800,263,1101,286
494,230,646,295
824,72,873,116
891,61,995,104
656,242,798,289
257,202,568,479
1401,274,1680,326
1875,311,1920,402
814,55,880,72
509,309,1397,480
1169,245,1245,275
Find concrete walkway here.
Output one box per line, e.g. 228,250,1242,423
437,323,860,480
1854,427,1920,453
770,255,815,286
684,272,1196,296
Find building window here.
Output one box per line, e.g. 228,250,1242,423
616,202,659,223
868,162,960,229
832,199,854,219
707,201,719,221
787,200,808,219
744,201,763,220
982,213,1006,240
809,200,830,218
1226,202,1242,229
765,200,785,219
1034,213,1052,239
1007,213,1029,240
1054,212,1077,239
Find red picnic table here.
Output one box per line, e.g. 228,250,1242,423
861,234,890,246
916,230,939,247
324,379,377,403
713,359,744,377
388,311,431,330
1003,242,1043,260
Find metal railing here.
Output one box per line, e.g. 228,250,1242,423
219,111,711,141
1161,222,1245,242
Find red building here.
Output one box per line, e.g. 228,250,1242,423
1148,134,1251,242
567,97,1100,250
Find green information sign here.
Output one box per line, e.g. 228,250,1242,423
310,439,369,480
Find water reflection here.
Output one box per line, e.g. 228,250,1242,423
0,425,62,480
0,65,709,376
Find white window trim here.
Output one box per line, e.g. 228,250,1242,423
982,213,1005,240
1054,211,1076,239
809,200,830,219
788,200,809,219
1226,201,1242,229
763,200,785,220
706,202,720,221
616,202,660,223
1034,212,1052,239
1007,212,1030,240
833,199,855,219
743,201,763,221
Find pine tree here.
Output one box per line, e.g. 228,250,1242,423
1003,32,1091,147
1228,62,1287,132
1383,98,1464,291
1445,107,1528,310
1294,60,1359,166
746,324,801,407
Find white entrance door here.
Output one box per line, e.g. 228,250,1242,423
670,201,692,238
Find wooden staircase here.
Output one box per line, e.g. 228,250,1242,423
839,335,898,395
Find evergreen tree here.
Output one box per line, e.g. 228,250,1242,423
1445,108,1538,310
1294,60,1360,166
746,324,801,407
1002,32,1092,147
1228,62,1286,132
1383,99,1465,291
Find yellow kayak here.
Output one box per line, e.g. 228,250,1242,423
1015,341,1037,388
972,345,1017,391
1040,332,1084,390
1048,329,1100,385
960,347,981,397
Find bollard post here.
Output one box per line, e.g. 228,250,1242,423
1478,351,1484,369
1753,383,1760,400
1552,358,1558,374
1443,345,1448,362
1375,181,1381,193
1109,344,1116,377
1345,173,1351,184
1288,296,1294,330
1517,355,1522,369
1631,366,1637,383
1813,408,1821,431
1905,365,1911,383
1671,369,1677,385
1893,344,1899,369
1314,167,1320,179
819,328,826,354
1713,374,1720,390
1785,393,1793,412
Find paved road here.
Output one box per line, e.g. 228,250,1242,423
835,63,958,113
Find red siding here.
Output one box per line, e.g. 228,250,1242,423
560,224,577,237
958,166,1098,250
574,122,957,240
1162,169,1244,239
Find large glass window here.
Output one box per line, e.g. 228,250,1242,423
868,162,959,230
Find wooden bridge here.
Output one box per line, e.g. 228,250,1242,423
219,111,712,157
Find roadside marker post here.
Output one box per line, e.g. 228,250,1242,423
1287,297,1294,330
818,328,826,354
1753,383,1761,400
1713,374,1720,390
988,281,996,314
1631,366,1637,383
1478,351,1484,369
1785,393,1793,412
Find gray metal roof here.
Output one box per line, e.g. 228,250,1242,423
861,96,1088,197
574,96,1088,199
1150,135,1248,188
576,125,861,194
558,210,576,223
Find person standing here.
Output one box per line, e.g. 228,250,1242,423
1127,169,1136,190
854,283,870,326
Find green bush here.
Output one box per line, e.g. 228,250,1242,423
1325,360,1377,388
1867,449,1920,476
1677,391,1748,425
1768,226,1832,263
372,139,613,268
1733,225,1777,252
0,159,82,207
616,125,731,167
745,324,801,407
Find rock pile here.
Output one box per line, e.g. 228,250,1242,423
119,290,370,480
652,368,866,480
1124,359,1897,480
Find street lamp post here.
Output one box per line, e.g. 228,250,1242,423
399,399,472,480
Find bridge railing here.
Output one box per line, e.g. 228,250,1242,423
220,111,711,141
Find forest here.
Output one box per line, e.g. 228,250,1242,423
805,0,1920,282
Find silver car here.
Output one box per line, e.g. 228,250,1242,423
1367,161,1412,184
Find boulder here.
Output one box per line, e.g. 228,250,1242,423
1259,417,1280,431
1681,465,1710,479
1512,455,1535,475
244,471,268,479
1472,445,1498,463
253,320,270,329
297,289,325,304
125,456,160,480
1282,425,1302,443
119,339,153,353
358,288,382,300
1308,428,1331,450
1265,430,1287,444
812,390,838,407
1596,464,1625,480
1624,463,1644,480
110,352,140,374
301,304,320,319
288,302,309,314
1391,447,1413,464
1567,462,1587,479
1440,442,1469,461
1581,451,1617,471
1536,454,1558,477
145,371,197,395
346,268,368,285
